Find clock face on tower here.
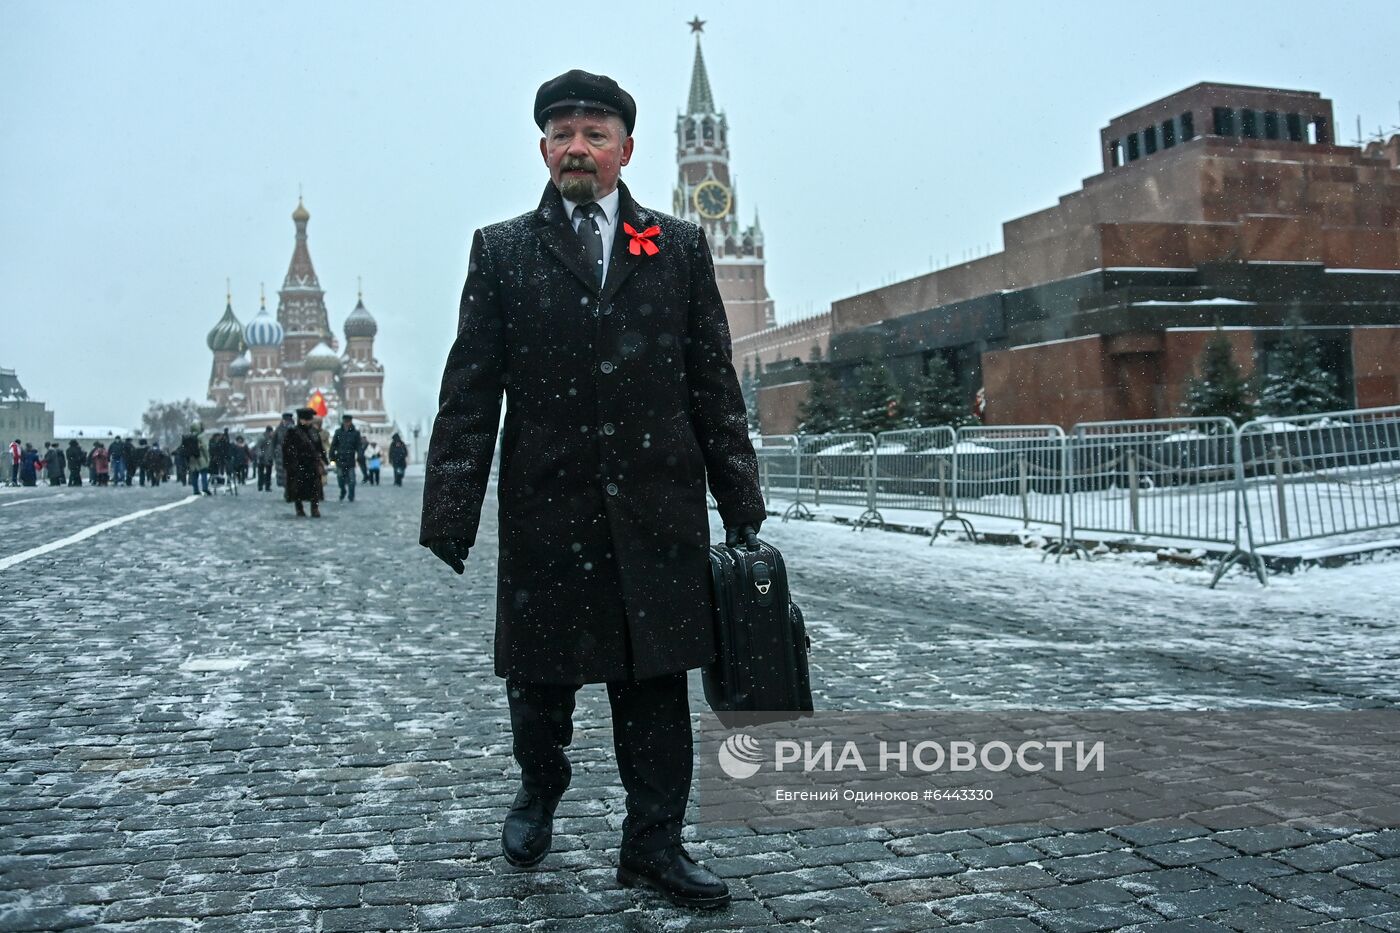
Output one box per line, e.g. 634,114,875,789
692,180,732,220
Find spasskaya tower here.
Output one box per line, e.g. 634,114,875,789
673,17,774,341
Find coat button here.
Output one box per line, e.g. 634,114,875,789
599,361,614,374
606,482,619,496
602,423,615,436
601,305,613,316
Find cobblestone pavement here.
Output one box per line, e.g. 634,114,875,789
2,477,1398,931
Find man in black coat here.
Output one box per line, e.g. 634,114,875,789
388,433,409,486
44,443,64,485
330,415,362,502
65,440,86,486
420,70,762,909
132,438,150,486
283,407,327,517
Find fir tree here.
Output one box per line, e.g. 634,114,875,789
849,361,902,435
1257,312,1345,418
1181,330,1256,425
809,343,824,363
797,364,844,436
902,355,974,429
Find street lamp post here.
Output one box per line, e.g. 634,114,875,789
411,422,421,465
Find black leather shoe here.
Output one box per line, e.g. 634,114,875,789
501,789,559,868
617,845,730,909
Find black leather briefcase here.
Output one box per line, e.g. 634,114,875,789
702,539,814,727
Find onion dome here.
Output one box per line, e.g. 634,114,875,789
228,352,252,378
243,292,284,347
344,291,378,339
305,341,341,372
206,298,246,354
292,196,310,223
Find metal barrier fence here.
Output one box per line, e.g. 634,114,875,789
1068,418,1243,544
799,433,881,527
872,428,955,512
947,425,1067,543
754,435,806,520
1239,406,1400,549
753,405,1400,585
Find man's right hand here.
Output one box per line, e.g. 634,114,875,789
427,538,471,575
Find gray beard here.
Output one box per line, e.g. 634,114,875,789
558,174,598,203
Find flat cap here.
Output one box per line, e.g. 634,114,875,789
534,69,636,135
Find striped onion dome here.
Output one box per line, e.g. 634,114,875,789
206,301,246,353
228,352,252,378
243,303,284,347
305,341,341,371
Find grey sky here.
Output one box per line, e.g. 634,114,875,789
2,0,1396,432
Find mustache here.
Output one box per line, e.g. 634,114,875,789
560,157,597,172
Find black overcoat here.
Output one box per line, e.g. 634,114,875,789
282,425,326,503
421,181,765,685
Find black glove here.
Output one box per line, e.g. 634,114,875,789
427,537,471,575
724,522,762,550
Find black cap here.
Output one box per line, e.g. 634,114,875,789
534,69,635,135
296,407,316,420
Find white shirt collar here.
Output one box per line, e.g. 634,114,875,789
561,185,620,227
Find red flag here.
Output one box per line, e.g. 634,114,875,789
308,390,328,418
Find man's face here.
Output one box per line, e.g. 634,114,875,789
540,111,633,204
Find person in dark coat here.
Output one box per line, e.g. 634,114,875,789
20,443,40,486
283,407,327,517
65,440,86,486
419,70,763,908
180,423,211,496
229,434,250,485
272,412,293,489
132,438,149,486
109,436,127,486
147,443,168,485
255,426,276,491
329,414,362,502
44,443,65,485
208,430,228,487
388,433,409,486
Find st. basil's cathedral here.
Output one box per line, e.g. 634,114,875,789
201,198,396,444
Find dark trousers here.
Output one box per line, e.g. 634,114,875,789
505,670,692,856
257,463,273,491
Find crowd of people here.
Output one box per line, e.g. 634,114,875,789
6,436,174,487
7,417,412,507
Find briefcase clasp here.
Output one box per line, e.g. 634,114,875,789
753,560,772,596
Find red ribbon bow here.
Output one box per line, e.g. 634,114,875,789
624,222,661,256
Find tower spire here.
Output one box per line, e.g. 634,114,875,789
687,21,716,115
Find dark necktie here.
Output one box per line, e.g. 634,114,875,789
572,203,605,288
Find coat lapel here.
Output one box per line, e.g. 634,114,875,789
601,181,652,306
533,183,599,295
